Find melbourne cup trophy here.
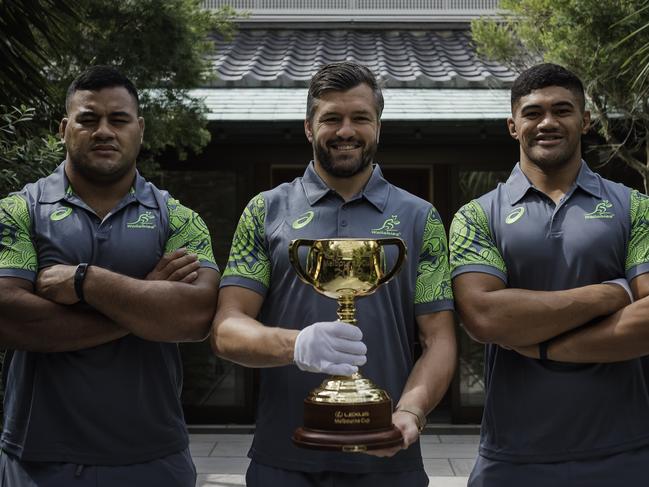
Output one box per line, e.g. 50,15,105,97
288,238,407,452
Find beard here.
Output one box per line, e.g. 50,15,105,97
314,138,377,178
66,149,135,185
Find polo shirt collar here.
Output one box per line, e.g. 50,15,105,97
301,161,389,212
505,160,601,205
39,161,158,208
573,161,602,198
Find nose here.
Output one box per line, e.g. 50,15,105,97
538,113,559,130
92,118,114,139
336,118,355,139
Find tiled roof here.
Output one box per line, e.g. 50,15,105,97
191,88,511,121
208,29,516,88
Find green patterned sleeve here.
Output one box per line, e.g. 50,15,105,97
449,200,507,283
165,198,218,271
0,194,38,281
625,190,649,280
414,207,454,314
220,193,271,295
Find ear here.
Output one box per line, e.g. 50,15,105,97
138,117,145,143
304,119,314,143
507,117,518,140
581,110,591,135
59,118,68,141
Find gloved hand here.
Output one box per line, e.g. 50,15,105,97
603,278,634,304
294,321,367,376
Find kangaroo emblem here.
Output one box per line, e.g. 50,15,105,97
372,215,401,235
585,200,614,219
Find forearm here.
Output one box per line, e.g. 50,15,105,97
211,308,298,367
84,266,218,342
546,297,649,363
458,283,628,347
0,282,126,352
397,314,456,414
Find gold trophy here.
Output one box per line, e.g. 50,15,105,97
289,238,407,452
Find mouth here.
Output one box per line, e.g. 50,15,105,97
534,134,563,146
329,142,362,152
91,144,118,152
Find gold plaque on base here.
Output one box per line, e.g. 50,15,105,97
289,238,407,452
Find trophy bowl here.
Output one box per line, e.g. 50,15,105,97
289,238,407,452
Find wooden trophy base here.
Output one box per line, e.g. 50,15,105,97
292,374,404,452
293,425,403,452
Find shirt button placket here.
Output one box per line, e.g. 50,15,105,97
339,205,348,237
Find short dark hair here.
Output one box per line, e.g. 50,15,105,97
65,65,139,112
306,62,384,121
511,63,585,112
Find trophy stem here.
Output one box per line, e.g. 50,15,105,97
337,295,357,325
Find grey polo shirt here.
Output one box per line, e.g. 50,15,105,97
449,161,649,463
221,162,454,473
0,162,218,465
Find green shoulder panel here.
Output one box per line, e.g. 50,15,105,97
0,194,37,272
415,207,454,304
449,200,506,275
165,198,216,264
222,193,271,288
626,190,649,271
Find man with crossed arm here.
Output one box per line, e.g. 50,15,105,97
450,63,649,486
0,66,220,486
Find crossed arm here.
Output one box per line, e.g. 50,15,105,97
452,272,631,349
514,274,649,363
0,249,220,352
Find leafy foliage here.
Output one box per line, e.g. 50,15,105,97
472,0,649,189
0,106,64,197
0,0,77,108
1,0,237,195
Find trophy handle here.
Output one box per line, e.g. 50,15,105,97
376,238,407,286
289,239,316,286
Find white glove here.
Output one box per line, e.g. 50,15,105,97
603,278,633,303
294,321,367,376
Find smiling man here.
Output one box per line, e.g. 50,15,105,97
0,66,220,486
210,62,456,487
449,63,649,486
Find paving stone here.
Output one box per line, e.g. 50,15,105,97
429,477,470,487
196,474,246,487
450,458,476,476
439,434,481,444
193,456,251,475
423,459,454,476
422,443,478,459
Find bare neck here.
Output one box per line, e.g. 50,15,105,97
520,158,582,205
313,162,374,201
64,162,135,219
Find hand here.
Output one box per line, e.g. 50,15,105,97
293,321,367,376
602,278,633,304
36,264,79,304
146,248,200,283
364,410,420,458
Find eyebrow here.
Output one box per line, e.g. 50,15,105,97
520,100,575,112
76,110,133,118
318,109,374,118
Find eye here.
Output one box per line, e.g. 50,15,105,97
78,117,97,126
320,117,339,124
